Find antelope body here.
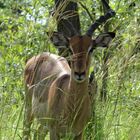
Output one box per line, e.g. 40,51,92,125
23,4,115,139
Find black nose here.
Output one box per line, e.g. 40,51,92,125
74,72,86,81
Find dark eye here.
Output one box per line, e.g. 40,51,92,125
88,46,94,54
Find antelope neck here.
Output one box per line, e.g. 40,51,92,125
69,76,89,96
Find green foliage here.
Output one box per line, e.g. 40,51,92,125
0,0,140,139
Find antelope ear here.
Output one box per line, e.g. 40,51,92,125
49,32,69,48
95,32,115,47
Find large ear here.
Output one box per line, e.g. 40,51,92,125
49,32,69,48
95,32,115,47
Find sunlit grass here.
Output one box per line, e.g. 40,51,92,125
0,0,140,139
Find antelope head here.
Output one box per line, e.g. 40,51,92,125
50,9,115,83
50,32,114,83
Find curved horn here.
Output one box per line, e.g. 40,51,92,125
65,19,79,36
86,0,116,36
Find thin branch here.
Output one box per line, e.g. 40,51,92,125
79,2,94,22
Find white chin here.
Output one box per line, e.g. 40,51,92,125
74,78,85,83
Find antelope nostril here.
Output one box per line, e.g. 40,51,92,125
74,72,86,81
80,72,86,76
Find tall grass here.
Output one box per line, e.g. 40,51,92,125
0,0,140,139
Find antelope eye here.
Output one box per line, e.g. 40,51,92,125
88,46,94,54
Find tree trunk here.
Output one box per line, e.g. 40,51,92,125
55,0,81,37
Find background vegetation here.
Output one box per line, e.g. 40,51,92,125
0,0,140,139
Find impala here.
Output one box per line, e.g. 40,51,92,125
23,7,115,140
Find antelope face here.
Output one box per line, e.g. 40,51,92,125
49,7,116,83
50,32,115,83
69,35,93,82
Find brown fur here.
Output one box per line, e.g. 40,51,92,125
23,36,94,140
